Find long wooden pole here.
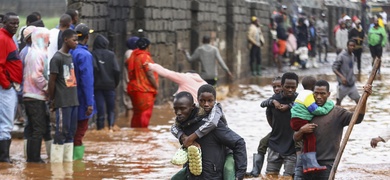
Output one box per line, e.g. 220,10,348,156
328,58,381,180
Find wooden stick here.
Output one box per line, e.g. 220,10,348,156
328,58,380,180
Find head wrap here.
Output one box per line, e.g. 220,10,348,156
136,37,150,50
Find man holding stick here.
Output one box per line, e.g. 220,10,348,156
293,80,372,179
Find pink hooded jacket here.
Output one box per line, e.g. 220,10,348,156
148,63,207,103
23,27,50,100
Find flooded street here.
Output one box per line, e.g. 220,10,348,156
2,53,390,179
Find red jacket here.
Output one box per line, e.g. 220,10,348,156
0,28,22,88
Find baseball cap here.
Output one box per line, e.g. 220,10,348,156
23,25,36,42
321,13,326,17
126,36,139,50
282,5,287,9
74,23,94,37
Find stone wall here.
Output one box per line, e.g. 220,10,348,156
67,0,361,113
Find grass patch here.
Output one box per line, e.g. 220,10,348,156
17,16,59,34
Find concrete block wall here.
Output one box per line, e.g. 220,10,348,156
68,0,361,110
132,0,193,104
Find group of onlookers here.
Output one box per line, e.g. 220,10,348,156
0,10,120,164
256,5,388,75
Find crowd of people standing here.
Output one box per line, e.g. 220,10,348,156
264,5,388,75
0,10,121,164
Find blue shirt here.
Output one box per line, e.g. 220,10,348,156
70,44,96,120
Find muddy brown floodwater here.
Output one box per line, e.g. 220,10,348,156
2,73,390,179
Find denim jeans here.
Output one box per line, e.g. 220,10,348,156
0,87,17,140
54,106,78,144
94,90,116,129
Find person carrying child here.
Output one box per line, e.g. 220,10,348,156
171,84,240,180
290,76,335,173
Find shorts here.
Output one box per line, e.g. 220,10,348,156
278,39,287,55
266,148,296,176
337,84,360,102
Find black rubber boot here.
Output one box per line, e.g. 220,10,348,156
96,120,104,130
245,153,264,177
27,139,45,163
302,152,326,174
0,139,11,162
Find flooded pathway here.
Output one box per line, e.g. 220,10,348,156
2,53,390,179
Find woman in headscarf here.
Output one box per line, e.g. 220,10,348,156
127,37,158,128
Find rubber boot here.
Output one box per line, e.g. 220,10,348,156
171,167,187,180
63,143,74,162
26,139,45,163
50,143,64,163
0,139,11,162
96,119,104,130
45,140,52,158
245,153,264,177
301,152,327,173
24,139,27,159
223,153,235,180
73,145,85,160
311,57,318,68
256,65,262,76
294,154,304,180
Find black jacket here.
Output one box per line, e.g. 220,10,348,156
296,24,308,46
268,92,297,156
92,34,120,90
179,108,247,180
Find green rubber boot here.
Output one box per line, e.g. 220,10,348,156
73,145,85,160
256,65,262,76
